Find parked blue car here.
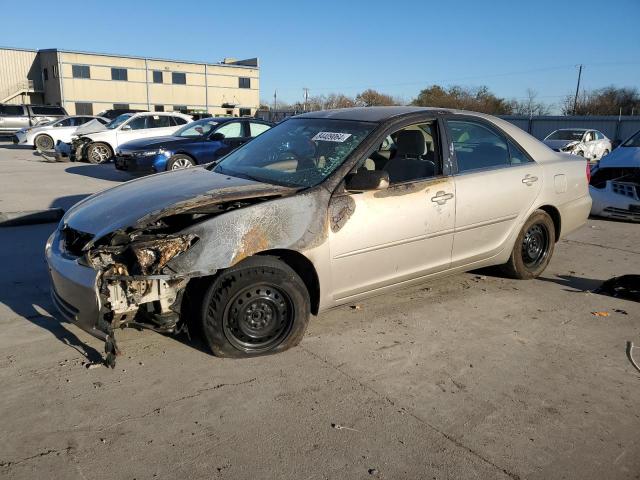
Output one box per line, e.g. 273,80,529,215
114,117,273,173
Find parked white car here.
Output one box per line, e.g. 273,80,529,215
12,115,108,150
72,112,192,163
543,128,612,161
590,129,640,222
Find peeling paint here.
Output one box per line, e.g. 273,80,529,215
329,196,356,233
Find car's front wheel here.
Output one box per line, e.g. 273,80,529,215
87,142,113,164
200,256,310,358
167,154,195,171
501,210,555,279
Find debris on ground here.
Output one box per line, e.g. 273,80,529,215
331,423,359,432
368,468,379,476
614,309,628,315
84,362,102,370
591,311,610,317
625,342,640,374
350,305,362,310
595,275,640,302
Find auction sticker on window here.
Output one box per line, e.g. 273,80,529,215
312,132,352,142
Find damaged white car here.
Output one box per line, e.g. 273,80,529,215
590,129,640,221
543,128,611,161
46,107,591,366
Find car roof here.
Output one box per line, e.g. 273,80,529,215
295,106,455,122
555,128,588,132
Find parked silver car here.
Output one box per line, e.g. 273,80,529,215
46,107,591,365
0,104,68,135
543,128,612,161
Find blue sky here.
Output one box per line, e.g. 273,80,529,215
2,0,638,111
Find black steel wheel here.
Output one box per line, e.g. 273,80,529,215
521,223,550,268
200,256,311,358
501,210,555,279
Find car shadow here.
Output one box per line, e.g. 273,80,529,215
537,274,606,293
0,142,31,150
50,194,91,212
65,164,132,182
0,224,103,363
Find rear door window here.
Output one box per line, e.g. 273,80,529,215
30,106,65,116
215,121,243,138
250,122,271,137
146,115,171,128
447,120,510,173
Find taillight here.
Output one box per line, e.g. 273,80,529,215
586,162,591,183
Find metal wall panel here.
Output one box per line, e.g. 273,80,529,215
0,48,42,104
500,115,640,141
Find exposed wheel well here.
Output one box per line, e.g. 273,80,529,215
257,249,320,315
538,205,561,241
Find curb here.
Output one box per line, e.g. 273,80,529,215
0,208,64,227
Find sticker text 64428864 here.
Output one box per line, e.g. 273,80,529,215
311,132,352,142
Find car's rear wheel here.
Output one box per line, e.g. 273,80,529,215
501,210,555,279
34,134,54,151
200,256,310,358
87,142,113,164
167,154,195,171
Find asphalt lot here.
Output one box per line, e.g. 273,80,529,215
0,140,639,480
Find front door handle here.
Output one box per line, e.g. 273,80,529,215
431,191,454,205
522,174,539,186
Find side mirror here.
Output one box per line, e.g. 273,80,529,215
210,132,225,141
121,124,131,131
345,169,389,192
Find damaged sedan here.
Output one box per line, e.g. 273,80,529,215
590,129,640,221
46,107,591,365
543,128,611,161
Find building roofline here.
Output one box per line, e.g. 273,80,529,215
36,48,258,69
0,45,39,53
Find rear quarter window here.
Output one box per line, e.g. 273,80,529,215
0,105,25,116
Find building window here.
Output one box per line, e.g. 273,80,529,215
52,64,59,78
173,105,187,112
153,71,163,83
43,68,48,81
172,72,186,85
154,105,164,112
239,108,251,117
75,102,93,115
111,68,128,81
239,77,251,89
113,103,130,110
72,65,90,79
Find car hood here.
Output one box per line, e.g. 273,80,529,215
75,119,107,135
597,146,640,169
543,139,578,150
63,167,297,243
118,136,191,151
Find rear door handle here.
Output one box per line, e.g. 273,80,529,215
431,191,454,205
522,174,538,186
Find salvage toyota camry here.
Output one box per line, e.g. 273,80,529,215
46,107,591,365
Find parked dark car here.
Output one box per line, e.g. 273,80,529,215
97,108,147,120
0,104,68,135
114,117,273,172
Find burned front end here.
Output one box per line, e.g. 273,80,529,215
47,221,199,366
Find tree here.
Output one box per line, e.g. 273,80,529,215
509,89,551,116
411,85,513,114
561,86,640,115
355,89,398,107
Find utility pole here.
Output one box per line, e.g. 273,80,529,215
303,87,309,111
572,64,583,115
273,90,277,111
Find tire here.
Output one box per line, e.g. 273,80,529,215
501,210,555,280
167,154,196,171
86,142,113,164
200,256,310,358
34,134,54,151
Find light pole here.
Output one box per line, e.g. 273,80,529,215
572,64,583,115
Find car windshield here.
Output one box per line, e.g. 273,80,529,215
212,118,376,188
622,130,640,147
175,118,220,138
106,113,133,129
546,130,585,141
